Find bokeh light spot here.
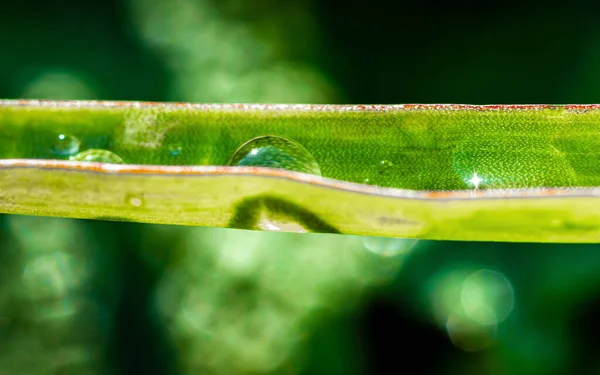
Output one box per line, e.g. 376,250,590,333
461,269,515,325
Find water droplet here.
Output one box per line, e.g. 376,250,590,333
229,135,321,176
126,194,143,207
69,149,124,164
168,144,182,156
378,160,393,175
362,236,418,257
52,134,80,157
363,160,394,186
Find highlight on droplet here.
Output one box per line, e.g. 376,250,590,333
467,172,483,189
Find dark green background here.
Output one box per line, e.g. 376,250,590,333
2,0,600,374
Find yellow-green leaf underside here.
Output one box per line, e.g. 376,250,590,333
1,100,600,243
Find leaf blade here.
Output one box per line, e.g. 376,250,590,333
2,100,600,242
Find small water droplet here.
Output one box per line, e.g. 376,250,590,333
378,160,393,175
126,194,143,207
229,135,321,176
363,160,394,186
363,236,418,257
69,149,124,164
168,144,182,156
52,134,80,157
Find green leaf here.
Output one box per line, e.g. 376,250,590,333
1,100,600,243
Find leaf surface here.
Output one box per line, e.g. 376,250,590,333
1,100,600,242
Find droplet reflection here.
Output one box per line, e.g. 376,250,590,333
362,236,418,257
257,207,307,233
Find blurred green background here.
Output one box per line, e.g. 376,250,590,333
2,0,600,374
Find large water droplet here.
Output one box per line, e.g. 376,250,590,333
362,236,418,257
69,149,124,164
229,135,321,176
52,134,80,157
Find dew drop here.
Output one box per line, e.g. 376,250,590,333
126,194,143,207
229,135,321,176
69,149,124,164
52,134,80,157
168,144,183,157
378,160,393,175
363,160,394,186
362,236,418,257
